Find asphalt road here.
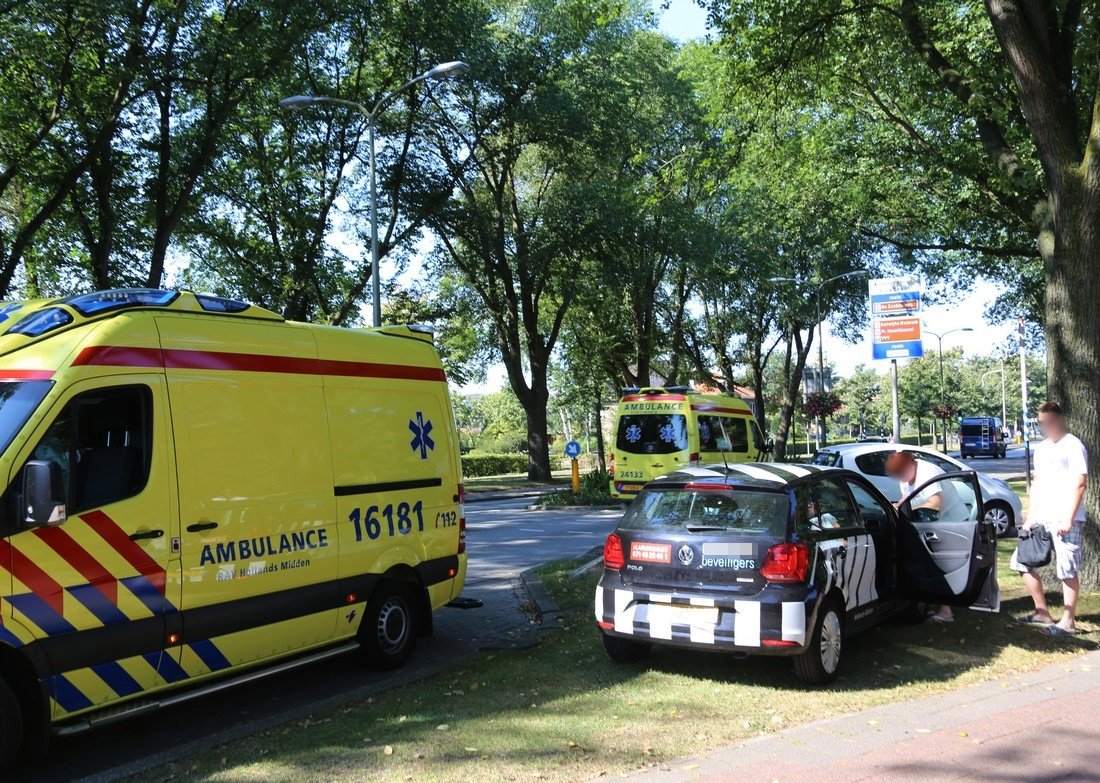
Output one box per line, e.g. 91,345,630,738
953,444,1031,481
13,497,622,783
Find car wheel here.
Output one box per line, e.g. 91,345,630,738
601,632,651,663
358,581,418,670
0,677,23,770
984,501,1014,537
794,600,844,686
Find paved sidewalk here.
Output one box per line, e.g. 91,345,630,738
625,650,1100,783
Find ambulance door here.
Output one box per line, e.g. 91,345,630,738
2,377,177,717
157,317,340,673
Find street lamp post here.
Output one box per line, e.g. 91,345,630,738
768,270,868,449
280,61,470,327
924,326,973,453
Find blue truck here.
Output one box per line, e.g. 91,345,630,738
959,416,1007,459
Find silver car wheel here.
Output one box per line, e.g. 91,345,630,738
984,505,1011,536
820,610,842,674
376,596,411,654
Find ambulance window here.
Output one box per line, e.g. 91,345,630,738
615,414,688,454
26,385,152,513
697,416,749,453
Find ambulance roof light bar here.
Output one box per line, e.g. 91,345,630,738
61,288,180,317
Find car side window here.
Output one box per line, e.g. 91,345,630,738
853,451,890,476
846,480,892,529
797,478,860,533
24,385,153,514
698,415,749,453
906,451,954,473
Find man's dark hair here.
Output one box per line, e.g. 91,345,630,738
1038,401,1064,416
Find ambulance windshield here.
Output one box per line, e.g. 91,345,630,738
0,381,52,454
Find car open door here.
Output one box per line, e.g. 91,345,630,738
896,471,999,612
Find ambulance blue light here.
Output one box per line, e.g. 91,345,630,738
62,288,179,317
194,293,251,313
7,307,73,337
0,302,24,325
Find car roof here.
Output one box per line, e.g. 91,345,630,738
818,442,959,459
652,462,834,490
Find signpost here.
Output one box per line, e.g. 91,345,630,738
565,439,582,493
869,276,924,442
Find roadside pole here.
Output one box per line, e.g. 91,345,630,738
565,439,582,494
1018,318,1031,490
891,359,901,443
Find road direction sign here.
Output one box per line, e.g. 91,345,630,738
564,439,582,459
869,276,924,360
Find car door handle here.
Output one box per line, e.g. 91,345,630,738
129,529,164,541
187,521,219,533
922,531,939,541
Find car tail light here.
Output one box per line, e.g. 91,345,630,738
689,451,700,466
608,452,615,476
760,542,808,582
457,483,467,555
603,533,625,571
684,482,735,491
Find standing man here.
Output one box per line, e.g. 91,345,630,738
1012,402,1089,635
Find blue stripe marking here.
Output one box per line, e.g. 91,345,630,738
50,674,94,713
143,652,189,684
6,593,76,636
189,639,232,672
90,661,143,698
0,625,23,647
120,575,173,616
68,584,130,626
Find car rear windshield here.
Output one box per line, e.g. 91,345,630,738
960,423,987,436
615,414,688,455
811,451,842,467
620,487,788,535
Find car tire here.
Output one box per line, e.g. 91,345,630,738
358,581,418,671
601,632,651,663
0,677,23,770
984,501,1015,538
794,600,844,686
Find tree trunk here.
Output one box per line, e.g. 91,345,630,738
1042,197,1100,588
594,401,607,475
773,329,814,461
523,388,553,482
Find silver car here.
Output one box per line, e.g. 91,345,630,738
811,443,1022,537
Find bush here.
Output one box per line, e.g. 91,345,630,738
461,453,529,478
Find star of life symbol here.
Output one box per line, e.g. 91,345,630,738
659,423,676,443
626,423,642,443
409,411,435,459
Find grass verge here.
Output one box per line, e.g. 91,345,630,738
130,544,1099,783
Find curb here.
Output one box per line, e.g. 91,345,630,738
519,565,563,634
524,503,621,512
464,487,560,504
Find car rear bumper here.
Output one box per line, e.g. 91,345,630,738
594,574,812,655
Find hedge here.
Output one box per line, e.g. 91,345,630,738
461,453,529,477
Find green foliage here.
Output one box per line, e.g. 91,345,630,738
535,469,615,506
460,453,529,478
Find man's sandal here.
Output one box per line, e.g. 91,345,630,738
1039,625,1077,636
1016,613,1053,626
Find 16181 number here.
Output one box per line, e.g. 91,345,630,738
348,501,425,541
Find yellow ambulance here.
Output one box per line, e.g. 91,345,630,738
0,288,466,766
609,386,767,501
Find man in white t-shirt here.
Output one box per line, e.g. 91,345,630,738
885,450,967,624
1012,402,1089,635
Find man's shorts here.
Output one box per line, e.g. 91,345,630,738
1010,521,1083,580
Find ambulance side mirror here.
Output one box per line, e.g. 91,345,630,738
22,460,66,527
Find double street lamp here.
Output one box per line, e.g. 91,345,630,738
768,270,869,449
924,325,973,453
280,60,471,327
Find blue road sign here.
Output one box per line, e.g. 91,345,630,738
564,439,582,459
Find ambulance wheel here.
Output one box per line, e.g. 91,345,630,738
601,632,651,663
0,678,23,769
794,601,843,686
359,582,418,670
